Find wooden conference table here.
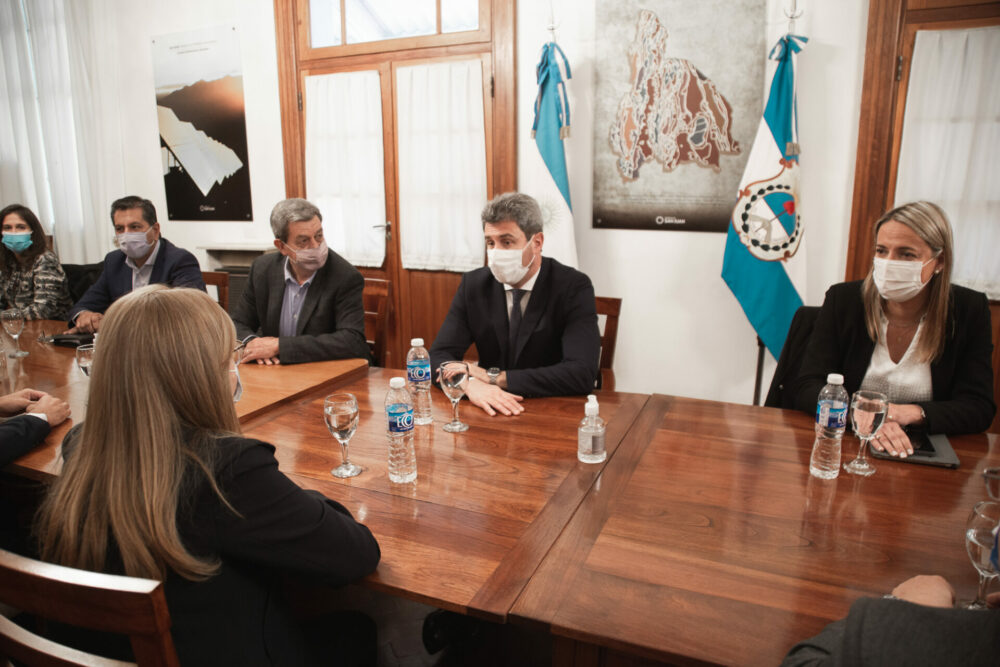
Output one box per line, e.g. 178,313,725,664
5,321,997,665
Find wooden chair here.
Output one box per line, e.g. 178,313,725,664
595,297,621,391
0,548,179,666
363,278,391,367
201,271,230,312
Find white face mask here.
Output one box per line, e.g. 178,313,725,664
117,230,154,259
289,240,328,273
872,256,938,302
487,236,534,286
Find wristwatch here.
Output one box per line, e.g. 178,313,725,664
487,367,501,385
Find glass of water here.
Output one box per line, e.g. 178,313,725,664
963,500,1000,609
76,344,95,377
324,393,362,478
438,361,469,433
2,308,28,358
843,390,887,477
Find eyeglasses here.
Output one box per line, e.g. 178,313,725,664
233,340,248,366
984,468,1000,501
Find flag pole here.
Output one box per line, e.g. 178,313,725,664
753,336,766,406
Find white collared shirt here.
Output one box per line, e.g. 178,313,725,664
503,267,540,319
125,239,161,290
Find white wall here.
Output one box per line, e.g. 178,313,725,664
517,0,869,402
102,0,285,259
97,0,868,404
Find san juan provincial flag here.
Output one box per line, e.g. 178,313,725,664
722,34,808,360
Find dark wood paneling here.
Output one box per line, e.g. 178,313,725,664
991,300,1000,433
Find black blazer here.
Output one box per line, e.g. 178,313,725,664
0,414,50,468
232,250,371,365
56,435,381,665
67,238,205,321
430,257,600,397
792,280,995,434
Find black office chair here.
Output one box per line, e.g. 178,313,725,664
61,263,103,304
764,306,821,409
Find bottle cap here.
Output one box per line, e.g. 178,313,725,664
826,373,844,385
585,394,599,416
389,377,406,389
410,338,424,347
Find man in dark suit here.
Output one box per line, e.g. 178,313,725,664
430,192,600,416
65,196,204,333
231,198,370,365
0,388,71,467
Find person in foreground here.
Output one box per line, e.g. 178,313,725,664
0,204,72,320
793,201,995,456
232,198,371,365
430,192,601,416
0,388,71,467
35,286,381,665
781,574,1000,666
65,196,204,333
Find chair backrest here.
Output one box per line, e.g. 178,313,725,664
201,271,230,312
0,548,179,666
764,305,822,409
595,297,622,391
61,264,104,305
362,278,391,367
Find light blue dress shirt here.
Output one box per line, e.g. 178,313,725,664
279,258,314,337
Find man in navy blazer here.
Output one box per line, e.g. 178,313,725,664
0,389,71,468
66,196,204,333
430,192,600,417
231,198,370,365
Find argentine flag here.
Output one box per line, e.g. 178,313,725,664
722,34,808,360
529,42,578,268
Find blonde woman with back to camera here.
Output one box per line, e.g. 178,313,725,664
793,201,995,456
35,285,380,666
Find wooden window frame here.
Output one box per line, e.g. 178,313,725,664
844,0,1000,281
274,0,516,201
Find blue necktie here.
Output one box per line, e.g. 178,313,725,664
508,288,525,362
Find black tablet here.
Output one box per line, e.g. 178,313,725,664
870,430,960,469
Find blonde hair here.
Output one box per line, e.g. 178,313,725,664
862,201,953,362
36,286,241,580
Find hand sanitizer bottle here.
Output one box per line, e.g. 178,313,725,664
577,394,606,463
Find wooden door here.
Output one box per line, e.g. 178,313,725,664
274,0,516,368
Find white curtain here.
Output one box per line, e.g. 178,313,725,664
894,26,1000,299
0,0,120,264
305,69,387,267
0,0,54,227
396,58,486,271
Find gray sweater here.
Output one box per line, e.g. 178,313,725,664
783,597,1000,666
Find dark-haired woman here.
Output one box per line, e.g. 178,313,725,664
0,204,71,319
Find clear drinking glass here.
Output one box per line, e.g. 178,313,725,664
76,344,95,377
438,361,469,433
963,500,1000,609
324,393,362,478
843,390,888,477
2,308,28,358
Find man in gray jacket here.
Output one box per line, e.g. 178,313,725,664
232,198,371,365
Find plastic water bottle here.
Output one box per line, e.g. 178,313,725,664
809,373,849,479
406,338,433,425
386,377,417,483
577,395,607,464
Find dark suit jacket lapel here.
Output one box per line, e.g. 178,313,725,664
513,258,550,365
488,278,511,366
148,238,172,285
265,255,287,335
294,252,331,335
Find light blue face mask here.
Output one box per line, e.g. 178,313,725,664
2,233,33,253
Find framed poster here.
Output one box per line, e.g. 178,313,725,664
152,25,252,221
593,1,765,232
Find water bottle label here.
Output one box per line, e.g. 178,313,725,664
387,404,414,432
407,360,431,383
816,401,847,428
